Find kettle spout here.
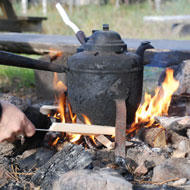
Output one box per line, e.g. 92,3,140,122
136,41,154,64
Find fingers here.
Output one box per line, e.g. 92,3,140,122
0,101,36,142
0,129,16,143
22,116,36,137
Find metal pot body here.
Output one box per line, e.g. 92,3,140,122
67,51,143,126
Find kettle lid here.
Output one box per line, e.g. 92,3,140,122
83,24,127,53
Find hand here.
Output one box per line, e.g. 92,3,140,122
0,101,35,142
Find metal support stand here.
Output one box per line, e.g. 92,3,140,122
114,99,127,165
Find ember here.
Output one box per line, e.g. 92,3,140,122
127,68,179,135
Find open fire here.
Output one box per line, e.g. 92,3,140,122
127,68,179,136
49,68,179,148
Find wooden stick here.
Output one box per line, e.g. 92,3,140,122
40,105,58,115
49,122,115,136
95,135,114,149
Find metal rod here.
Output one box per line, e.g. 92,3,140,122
115,99,127,164
0,50,69,73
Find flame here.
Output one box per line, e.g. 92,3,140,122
49,48,63,61
58,93,66,123
82,114,96,144
127,68,179,134
52,72,97,145
52,137,60,146
53,73,67,92
69,103,81,143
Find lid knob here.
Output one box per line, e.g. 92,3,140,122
103,24,109,31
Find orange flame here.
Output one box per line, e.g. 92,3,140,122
52,137,60,146
58,93,66,123
49,48,63,61
127,68,179,134
53,73,67,92
69,103,81,143
82,114,96,144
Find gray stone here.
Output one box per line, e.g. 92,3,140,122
158,60,190,96
152,158,190,182
172,178,187,186
53,169,133,190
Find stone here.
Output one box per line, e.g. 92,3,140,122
53,169,133,190
158,60,190,96
152,158,190,182
187,129,190,139
172,178,187,186
134,162,148,175
134,184,183,190
154,116,190,132
126,145,166,167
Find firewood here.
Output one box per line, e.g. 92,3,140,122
155,116,190,131
49,122,115,136
95,135,114,149
138,127,166,148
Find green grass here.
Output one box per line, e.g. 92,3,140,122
0,66,35,89
0,54,40,93
1,0,190,92
12,0,190,39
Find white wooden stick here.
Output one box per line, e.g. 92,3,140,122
40,105,58,115
49,122,115,136
55,3,80,33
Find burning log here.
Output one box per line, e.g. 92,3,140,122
137,127,167,148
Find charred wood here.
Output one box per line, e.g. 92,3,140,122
31,143,92,190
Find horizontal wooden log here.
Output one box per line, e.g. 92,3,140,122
0,33,190,67
0,33,79,55
49,122,115,136
144,15,190,23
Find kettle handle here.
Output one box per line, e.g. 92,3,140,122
0,50,69,73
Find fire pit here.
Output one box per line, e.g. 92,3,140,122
1,25,190,189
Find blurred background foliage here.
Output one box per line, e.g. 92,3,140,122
11,0,190,39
